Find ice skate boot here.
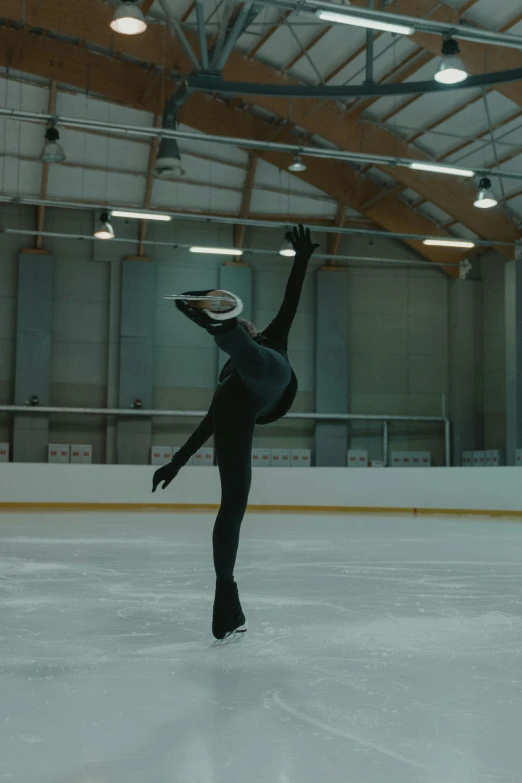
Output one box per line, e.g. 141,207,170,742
164,290,243,333
212,579,247,641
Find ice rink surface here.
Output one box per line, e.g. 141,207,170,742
1,510,522,783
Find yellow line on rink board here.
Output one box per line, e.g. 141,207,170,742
0,503,521,518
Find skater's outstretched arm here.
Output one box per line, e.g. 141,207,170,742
173,400,215,467
261,225,319,350
152,401,214,492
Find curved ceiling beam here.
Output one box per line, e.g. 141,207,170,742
0,2,516,250
187,67,522,98
0,25,463,275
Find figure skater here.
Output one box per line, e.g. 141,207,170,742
152,225,319,639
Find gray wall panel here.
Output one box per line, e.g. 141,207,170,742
119,336,154,408
348,314,407,356
53,301,108,344
484,328,505,373
408,354,448,395
482,253,506,451
408,394,445,417
155,304,211,348
315,269,349,466
0,297,16,339
349,392,409,416
408,277,448,316
51,382,107,407
14,253,54,461
51,341,107,386
449,280,480,465
408,314,448,356
16,332,52,403
54,258,109,302
484,370,505,414
0,256,17,296
121,263,156,338
348,274,408,315
350,353,408,395
154,346,217,388
17,259,54,333
0,339,14,382
118,261,156,463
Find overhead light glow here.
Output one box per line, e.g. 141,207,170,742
434,57,468,85
111,210,172,221
94,212,115,240
409,162,474,178
279,239,296,257
110,2,147,35
316,9,414,35
474,177,498,210
288,154,307,173
434,38,468,85
423,239,475,248
189,247,244,256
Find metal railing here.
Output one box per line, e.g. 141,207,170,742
1,405,451,467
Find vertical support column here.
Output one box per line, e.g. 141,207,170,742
505,258,522,465
449,279,481,465
117,260,156,464
217,262,253,376
314,267,349,466
106,260,122,464
13,254,54,462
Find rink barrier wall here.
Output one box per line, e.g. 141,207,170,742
1,465,522,517
2,503,522,518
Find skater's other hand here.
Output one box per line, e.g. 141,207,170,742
152,461,180,492
286,224,320,258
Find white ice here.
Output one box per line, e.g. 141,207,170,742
1,511,522,783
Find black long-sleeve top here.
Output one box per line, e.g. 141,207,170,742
173,249,312,465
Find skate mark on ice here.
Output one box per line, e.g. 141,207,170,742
270,690,433,772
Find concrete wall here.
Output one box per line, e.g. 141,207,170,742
0,205,454,463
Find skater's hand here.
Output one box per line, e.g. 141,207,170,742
286,224,320,259
152,461,180,493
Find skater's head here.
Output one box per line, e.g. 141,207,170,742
238,318,258,338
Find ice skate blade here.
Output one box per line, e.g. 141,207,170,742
213,627,247,645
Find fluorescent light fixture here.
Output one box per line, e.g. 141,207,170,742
279,239,296,257
423,239,475,248
474,177,498,210
409,162,474,178
316,9,414,35
189,247,244,256
110,2,147,35
94,212,114,240
434,38,468,85
288,154,307,173
111,210,172,221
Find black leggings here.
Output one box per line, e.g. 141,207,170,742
211,325,291,580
